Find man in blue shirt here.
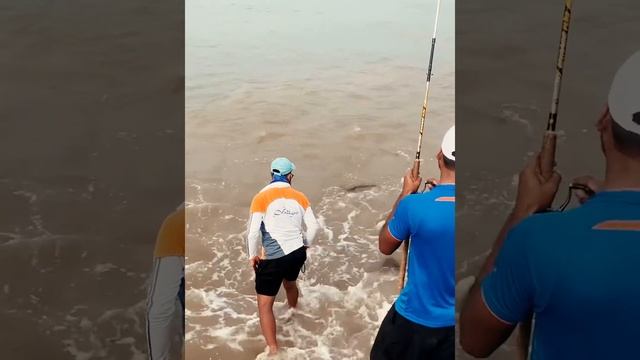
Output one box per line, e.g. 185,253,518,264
371,126,455,360
460,51,640,359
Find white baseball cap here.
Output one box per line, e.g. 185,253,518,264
608,50,640,135
441,125,455,161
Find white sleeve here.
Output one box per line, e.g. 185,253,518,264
303,207,320,246
246,212,264,258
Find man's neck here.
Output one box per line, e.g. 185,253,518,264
604,157,640,190
270,175,291,184
439,171,455,185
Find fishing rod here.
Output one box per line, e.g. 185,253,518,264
399,0,442,291
520,1,575,359
540,0,574,180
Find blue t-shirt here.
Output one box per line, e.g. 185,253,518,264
482,190,640,359
388,184,455,327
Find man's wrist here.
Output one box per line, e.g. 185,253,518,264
400,190,414,198
511,205,536,220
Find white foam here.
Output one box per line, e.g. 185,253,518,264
456,276,476,309
93,263,118,273
255,347,308,360
395,150,411,161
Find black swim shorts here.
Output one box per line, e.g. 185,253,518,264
254,246,306,296
370,303,454,360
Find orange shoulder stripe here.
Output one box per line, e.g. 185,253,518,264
592,220,640,231
254,187,309,211
154,206,185,258
250,193,268,213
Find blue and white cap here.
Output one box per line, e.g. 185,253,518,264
270,157,296,176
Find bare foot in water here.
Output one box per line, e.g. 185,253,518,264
267,345,279,356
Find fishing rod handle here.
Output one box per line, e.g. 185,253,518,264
540,131,557,181
411,158,421,179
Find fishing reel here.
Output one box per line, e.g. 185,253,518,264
421,179,438,193
541,183,596,213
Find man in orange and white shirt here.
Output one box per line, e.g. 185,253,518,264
146,204,185,360
246,157,320,355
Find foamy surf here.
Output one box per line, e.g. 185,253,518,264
456,276,476,309
254,347,308,360
186,181,404,359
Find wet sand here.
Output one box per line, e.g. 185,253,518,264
0,1,183,358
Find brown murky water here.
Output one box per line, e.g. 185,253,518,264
0,1,183,359
186,0,454,358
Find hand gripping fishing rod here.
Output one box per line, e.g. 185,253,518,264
519,1,575,359
399,0,442,291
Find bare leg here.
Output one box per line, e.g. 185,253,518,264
257,294,278,354
282,280,299,308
